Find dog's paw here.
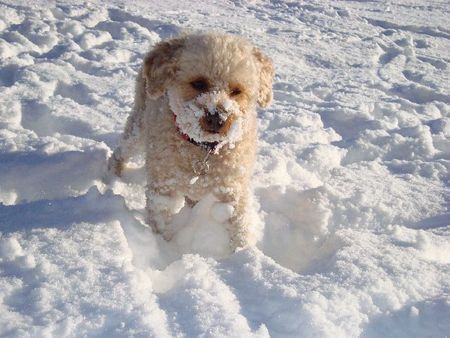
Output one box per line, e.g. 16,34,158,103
101,154,124,185
107,154,124,177
148,218,175,241
161,229,175,241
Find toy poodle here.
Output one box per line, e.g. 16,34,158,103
108,32,274,250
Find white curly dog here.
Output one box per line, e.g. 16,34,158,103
108,32,274,250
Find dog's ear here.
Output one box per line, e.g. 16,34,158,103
143,38,184,98
253,47,274,108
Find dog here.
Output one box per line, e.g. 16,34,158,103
108,32,274,250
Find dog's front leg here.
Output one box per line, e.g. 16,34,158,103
146,185,185,240
108,108,143,177
217,188,255,251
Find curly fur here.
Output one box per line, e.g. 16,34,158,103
108,32,274,250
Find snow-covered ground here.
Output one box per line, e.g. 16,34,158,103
1,0,449,336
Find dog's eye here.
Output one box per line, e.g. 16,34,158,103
190,79,209,92
230,88,242,96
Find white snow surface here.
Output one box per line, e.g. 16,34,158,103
1,0,449,337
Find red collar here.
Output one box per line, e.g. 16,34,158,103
173,113,218,151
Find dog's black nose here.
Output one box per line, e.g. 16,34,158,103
204,111,225,133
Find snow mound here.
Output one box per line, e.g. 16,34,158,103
172,194,234,258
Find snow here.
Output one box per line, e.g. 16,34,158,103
0,0,449,337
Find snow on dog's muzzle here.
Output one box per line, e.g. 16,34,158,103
168,89,243,151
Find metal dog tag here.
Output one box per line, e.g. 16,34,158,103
192,159,210,176
192,149,212,176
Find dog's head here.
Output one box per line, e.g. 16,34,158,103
143,33,274,148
